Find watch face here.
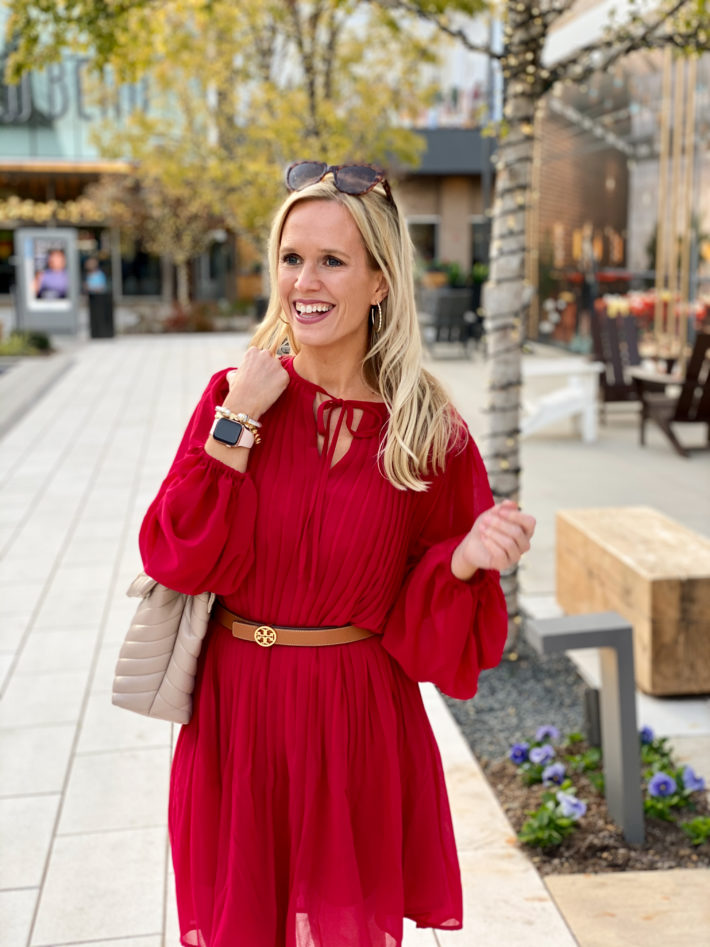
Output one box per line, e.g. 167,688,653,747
212,417,243,446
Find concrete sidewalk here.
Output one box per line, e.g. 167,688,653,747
1,332,708,947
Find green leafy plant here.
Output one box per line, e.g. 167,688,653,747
0,330,53,356
644,766,706,822
518,784,587,850
508,723,708,852
639,728,675,771
681,817,710,847
471,262,489,283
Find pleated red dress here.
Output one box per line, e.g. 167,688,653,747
139,357,507,947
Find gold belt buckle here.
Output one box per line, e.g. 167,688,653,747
254,625,277,648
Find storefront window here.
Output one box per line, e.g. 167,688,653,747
0,230,13,295
408,220,439,265
120,238,161,296
471,218,490,265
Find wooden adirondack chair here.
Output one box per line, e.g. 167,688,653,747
636,333,710,457
590,306,641,421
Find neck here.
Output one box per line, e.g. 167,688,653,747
293,347,376,400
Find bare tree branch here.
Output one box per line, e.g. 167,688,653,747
283,0,321,139
544,0,696,90
323,6,342,101
368,0,502,58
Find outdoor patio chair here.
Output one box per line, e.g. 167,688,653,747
418,288,482,357
590,307,641,421
636,332,710,458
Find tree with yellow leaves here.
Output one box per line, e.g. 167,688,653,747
4,0,476,301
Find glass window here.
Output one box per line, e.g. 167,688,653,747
408,220,439,265
471,218,490,265
120,237,162,296
0,230,14,295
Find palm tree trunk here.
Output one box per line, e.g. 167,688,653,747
484,7,543,647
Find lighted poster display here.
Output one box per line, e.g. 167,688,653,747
27,236,71,305
14,228,80,333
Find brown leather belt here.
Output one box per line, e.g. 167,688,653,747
213,603,374,648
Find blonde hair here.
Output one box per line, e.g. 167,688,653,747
250,177,465,491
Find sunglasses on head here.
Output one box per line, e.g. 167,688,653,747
285,161,396,207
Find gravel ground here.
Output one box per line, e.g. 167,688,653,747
442,632,589,762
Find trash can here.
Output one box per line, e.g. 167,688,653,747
255,296,268,321
88,293,115,338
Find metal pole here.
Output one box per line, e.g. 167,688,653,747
654,48,673,340
678,57,697,370
666,57,685,355
599,641,645,845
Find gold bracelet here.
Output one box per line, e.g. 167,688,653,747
214,406,262,444
215,405,262,427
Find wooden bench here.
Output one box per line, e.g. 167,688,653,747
556,507,710,696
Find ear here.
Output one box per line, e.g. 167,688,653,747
372,272,389,305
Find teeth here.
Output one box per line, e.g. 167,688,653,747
296,303,332,314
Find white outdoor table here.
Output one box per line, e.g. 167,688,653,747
521,358,605,443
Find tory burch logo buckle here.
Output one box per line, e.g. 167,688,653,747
254,625,277,647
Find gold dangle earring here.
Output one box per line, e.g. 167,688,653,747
370,300,383,333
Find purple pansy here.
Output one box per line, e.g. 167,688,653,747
542,762,566,786
681,766,706,793
556,792,587,820
509,742,529,765
529,744,555,765
535,725,560,742
639,725,654,745
648,771,677,798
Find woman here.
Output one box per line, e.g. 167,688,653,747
140,162,535,947
33,247,69,299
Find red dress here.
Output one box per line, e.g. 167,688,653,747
139,357,507,947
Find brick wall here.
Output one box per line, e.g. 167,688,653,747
537,108,629,275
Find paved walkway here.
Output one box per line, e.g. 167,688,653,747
1,332,708,946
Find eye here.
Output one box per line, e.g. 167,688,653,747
324,255,343,267
281,253,301,265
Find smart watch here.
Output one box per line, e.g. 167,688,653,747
210,416,255,449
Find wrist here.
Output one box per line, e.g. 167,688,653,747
220,385,264,421
222,403,263,421
451,542,478,582
210,407,262,449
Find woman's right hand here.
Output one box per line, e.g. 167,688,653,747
222,348,290,420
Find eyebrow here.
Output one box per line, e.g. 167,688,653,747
280,244,352,260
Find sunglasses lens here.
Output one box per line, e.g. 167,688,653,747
333,165,382,195
286,161,328,191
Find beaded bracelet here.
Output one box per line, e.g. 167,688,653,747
214,406,262,443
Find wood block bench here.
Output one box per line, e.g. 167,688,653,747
556,507,710,696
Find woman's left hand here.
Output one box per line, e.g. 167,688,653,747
451,500,536,581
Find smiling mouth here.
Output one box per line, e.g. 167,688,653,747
293,302,334,323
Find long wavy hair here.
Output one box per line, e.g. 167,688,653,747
249,177,464,491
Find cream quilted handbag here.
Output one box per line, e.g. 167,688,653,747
112,572,216,724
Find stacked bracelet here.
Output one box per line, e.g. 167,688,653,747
214,406,262,444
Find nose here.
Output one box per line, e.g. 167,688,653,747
294,260,320,292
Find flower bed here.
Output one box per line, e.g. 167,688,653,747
481,725,710,875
